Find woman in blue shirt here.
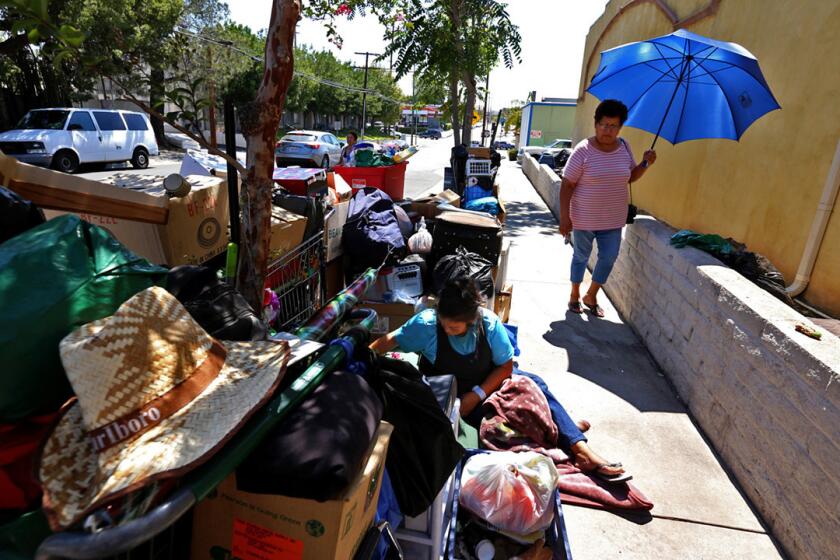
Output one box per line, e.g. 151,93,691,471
371,278,628,482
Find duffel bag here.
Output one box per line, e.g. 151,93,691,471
431,210,502,267
342,187,406,271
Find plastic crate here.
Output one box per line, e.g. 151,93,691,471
465,159,492,177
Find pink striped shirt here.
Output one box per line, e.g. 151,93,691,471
563,138,635,231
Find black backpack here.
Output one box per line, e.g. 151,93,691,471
357,348,465,517
342,188,406,271
166,265,267,341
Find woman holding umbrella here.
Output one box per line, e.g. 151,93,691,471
559,99,657,317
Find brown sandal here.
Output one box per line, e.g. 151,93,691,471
568,301,583,314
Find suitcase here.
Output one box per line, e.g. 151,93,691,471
431,211,503,267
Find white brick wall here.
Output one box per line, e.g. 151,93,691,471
522,163,840,560
601,218,840,560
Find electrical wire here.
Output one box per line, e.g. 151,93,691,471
174,27,403,104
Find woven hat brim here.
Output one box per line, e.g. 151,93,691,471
40,339,290,530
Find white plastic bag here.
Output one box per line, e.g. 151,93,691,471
459,451,558,537
408,217,433,254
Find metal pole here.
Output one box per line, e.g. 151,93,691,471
223,98,240,248
650,54,691,151
480,74,489,146
361,53,369,138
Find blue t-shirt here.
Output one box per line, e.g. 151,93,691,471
393,308,514,367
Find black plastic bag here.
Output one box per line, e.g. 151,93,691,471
166,265,267,341
432,246,495,300
719,251,795,306
0,186,45,244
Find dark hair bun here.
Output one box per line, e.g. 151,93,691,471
438,277,483,321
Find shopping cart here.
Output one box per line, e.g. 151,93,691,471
25,307,378,560
265,232,326,332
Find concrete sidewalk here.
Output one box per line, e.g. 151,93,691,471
496,159,785,559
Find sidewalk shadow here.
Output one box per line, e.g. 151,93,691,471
502,200,559,239
542,311,684,413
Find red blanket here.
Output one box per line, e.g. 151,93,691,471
480,376,653,511
0,409,61,511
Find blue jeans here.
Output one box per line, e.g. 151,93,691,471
570,228,622,284
514,370,586,450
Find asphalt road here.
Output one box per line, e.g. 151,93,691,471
75,134,456,199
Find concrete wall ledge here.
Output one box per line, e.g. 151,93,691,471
521,163,840,560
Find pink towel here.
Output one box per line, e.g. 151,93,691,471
480,376,653,512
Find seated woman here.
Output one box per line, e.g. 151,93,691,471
370,277,627,481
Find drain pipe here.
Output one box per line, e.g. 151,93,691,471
786,137,840,297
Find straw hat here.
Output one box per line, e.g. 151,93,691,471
39,286,290,530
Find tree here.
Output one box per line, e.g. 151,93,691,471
3,0,301,310
381,0,520,146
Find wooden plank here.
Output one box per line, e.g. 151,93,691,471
7,178,169,225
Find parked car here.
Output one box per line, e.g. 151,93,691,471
419,128,442,139
275,130,343,168
493,140,515,150
538,148,572,171
0,107,159,173
517,138,573,164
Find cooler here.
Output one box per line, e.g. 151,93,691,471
273,167,329,196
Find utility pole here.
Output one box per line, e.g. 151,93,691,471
207,45,217,148
411,72,417,147
480,74,490,146
354,51,380,138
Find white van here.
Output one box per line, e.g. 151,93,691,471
0,108,159,173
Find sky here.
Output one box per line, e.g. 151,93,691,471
228,0,610,110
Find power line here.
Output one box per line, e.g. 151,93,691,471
175,28,403,105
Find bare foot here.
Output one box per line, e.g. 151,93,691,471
571,442,624,475
576,419,591,433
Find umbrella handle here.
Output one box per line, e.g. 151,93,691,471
641,136,660,168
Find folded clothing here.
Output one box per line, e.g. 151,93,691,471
236,370,383,501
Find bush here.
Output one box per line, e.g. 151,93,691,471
508,147,517,161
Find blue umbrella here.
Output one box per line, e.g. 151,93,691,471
587,29,780,150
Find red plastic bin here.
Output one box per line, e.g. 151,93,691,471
334,161,407,200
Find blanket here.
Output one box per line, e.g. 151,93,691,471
480,376,653,512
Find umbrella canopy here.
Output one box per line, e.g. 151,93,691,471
587,29,780,147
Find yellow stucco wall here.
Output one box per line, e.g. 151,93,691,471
573,0,840,315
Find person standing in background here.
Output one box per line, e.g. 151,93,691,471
559,99,656,317
340,131,358,164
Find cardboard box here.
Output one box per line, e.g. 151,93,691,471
494,282,513,323
363,301,417,336
270,206,308,262
435,189,461,207
327,171,353,202
495,239,511,287
324,200,350,262
0,152,168,224
191,422,393,560
35,168,231,266
468,147,493,159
